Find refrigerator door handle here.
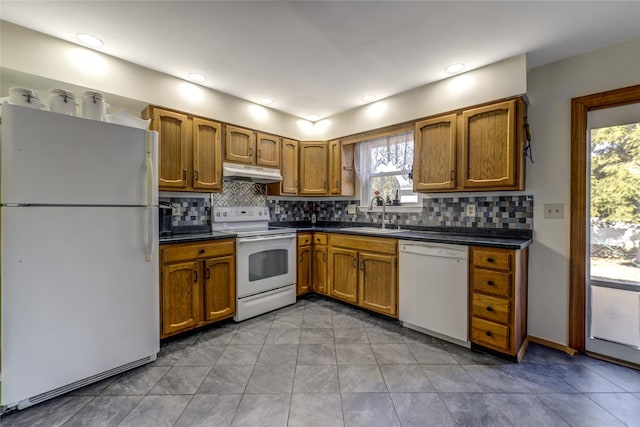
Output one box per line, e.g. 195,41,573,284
145,132,154,261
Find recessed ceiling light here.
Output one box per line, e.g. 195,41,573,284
445,63,465,74
307,115,319,122
188,73,206,83
76,33,103,48
362,95,377,102
259,98,273,105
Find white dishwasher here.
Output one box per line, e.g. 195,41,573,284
399,240,469,346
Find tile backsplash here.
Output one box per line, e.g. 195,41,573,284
269,195,533,230
162,184,533,232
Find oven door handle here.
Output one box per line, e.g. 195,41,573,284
237,234,296,243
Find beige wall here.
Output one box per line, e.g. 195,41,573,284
1,21,526,141
526,38,640,345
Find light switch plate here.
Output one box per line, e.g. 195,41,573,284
544,203,564,219
172,205,181,216
465,204,476,217
274,204,281,214
348,204,357,215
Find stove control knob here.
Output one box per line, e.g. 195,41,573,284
215,211,220,217
258,211,262,216
223,211,228,217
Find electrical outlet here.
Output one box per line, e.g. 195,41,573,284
465,204,476,217
544,203,564,219
172,204,181,216
348,204,357,215
274,204,281,214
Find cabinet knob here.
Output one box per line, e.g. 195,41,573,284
486,306,493,312
487,257,494,263
485,331,492,337
487,280,495,286
199,249,206,254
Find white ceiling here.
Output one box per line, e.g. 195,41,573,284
2,1,639,120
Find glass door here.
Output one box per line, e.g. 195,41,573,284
586,103,640,364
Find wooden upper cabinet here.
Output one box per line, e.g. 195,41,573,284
462,99,517,189
413,114,457,191
225,125,255,164
281,139,299,194
256,133,281,168
329,140,342,194
192,117,222,191
329,140,355,196
299,141,328,195
148,108,189,189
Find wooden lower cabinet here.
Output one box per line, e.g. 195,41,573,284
329,247,359,304
328,234,398,318
160,239,235,338
297,233,312,295
469,246,528,360
312,234,328,295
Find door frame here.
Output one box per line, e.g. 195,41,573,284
569,84,640,352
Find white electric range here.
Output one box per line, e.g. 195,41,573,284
212,206,297,321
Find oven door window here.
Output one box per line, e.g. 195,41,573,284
248,249,289,282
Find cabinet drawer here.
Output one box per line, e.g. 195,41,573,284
298,233,312,246
472,268,511,298
471,317,509,352
329,234,397,255
313,233,328,245
162,239,235,263
472,293,510,325
472,248,512,271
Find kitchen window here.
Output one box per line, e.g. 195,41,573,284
355,131,420,206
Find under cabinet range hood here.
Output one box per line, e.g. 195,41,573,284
222,162,283,183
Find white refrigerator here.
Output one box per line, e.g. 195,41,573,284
0,104,159,410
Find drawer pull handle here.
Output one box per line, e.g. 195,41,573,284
199,249,206,254
486,306,493,312
487,280,495,286
485,331,492,337
487,257,494,263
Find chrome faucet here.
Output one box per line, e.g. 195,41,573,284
368,195,387,229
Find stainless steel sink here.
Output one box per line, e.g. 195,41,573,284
339,227,407,234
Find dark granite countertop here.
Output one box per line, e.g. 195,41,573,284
159,222,532,249
287,222,532,250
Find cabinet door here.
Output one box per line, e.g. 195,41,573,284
413,114,457,191
297,245,312,295
358,252,398,317
280,138,299,194
329,247,358,303
192,117,222,191
461,100,516,188
161,261,201,337
256,133,281,168
329,139,342,194
312,245,328,295
151,109,189,189
299,141,328,195
225,125,255,164
203,255,235,322
340,143,356,197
